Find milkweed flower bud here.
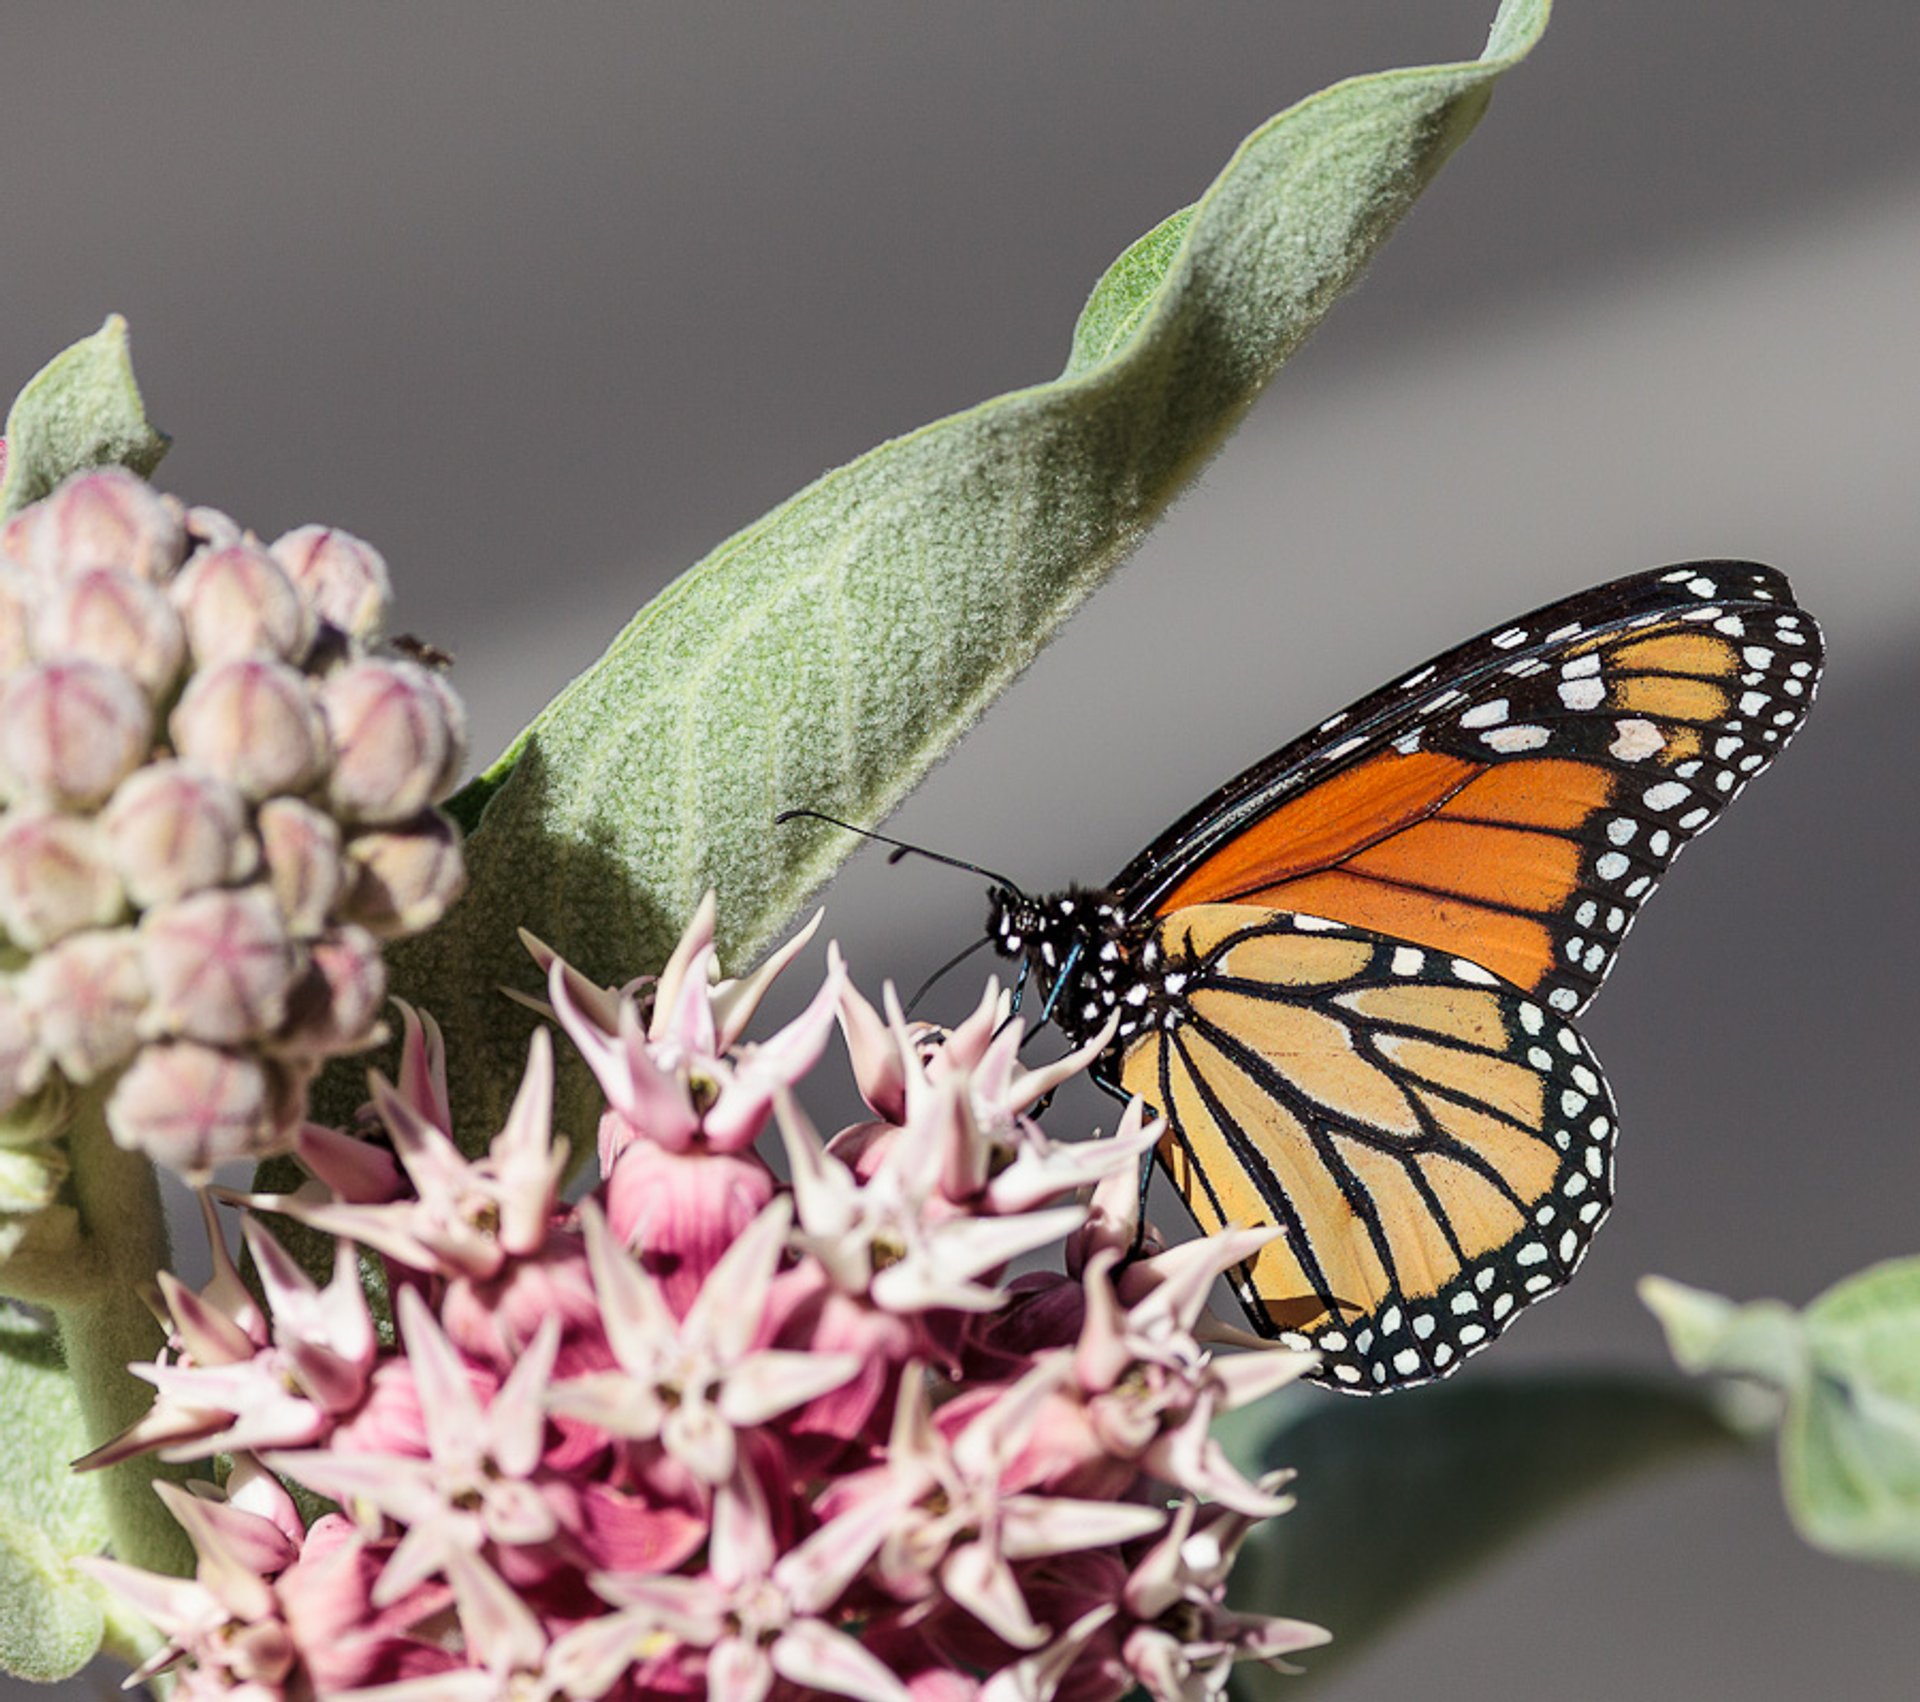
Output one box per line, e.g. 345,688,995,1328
0,979,47,1117
30,567,186,698
270,525,391,642
171,541,314,667
100,762,257,908
320,660,464,824
0,467,464,1174
274,926,386,1057
0,810,125,948
170,658,328,800
105,1039,275,1174
24,928,148,1083
255,798,343,937
0,659,154,808
140,886,301,1045
341,811,466,936
0,562,38,673
0,466,186,583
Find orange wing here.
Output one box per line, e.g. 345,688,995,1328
1115,906,1616,1390
1116,565,1822,1018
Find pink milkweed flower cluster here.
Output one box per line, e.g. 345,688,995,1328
84,897,1326,1701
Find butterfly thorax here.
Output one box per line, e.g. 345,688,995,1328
985,884,1183,1049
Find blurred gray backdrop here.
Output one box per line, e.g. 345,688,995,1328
4,4,1917,1698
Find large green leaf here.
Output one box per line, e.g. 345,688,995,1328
0,1307,152,1681
1217,1374,1739,1690
0,316,169,517
389,0,1552,1137
1646,1261,1920,1568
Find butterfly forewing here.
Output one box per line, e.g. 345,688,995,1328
1110,906,1616,1391
1112,563,1823,1019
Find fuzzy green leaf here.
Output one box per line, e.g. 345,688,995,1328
1648,1261,1920,1568
1217,1375,1739,1689
0,1309,113,1680
0,316,168,517
394,0,1549,1137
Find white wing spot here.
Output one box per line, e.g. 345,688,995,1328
1483,724,1550,753
1391,946,1425,976
1550,987,1580,1012
1610,719,1665,761
1607,818,1637,846
1450,958,1498,986
1558,676,1605,711
1492,627,1529,649
1595,851,1630,880
1459,698,1510,729
1642,781,1689,811
1562,654,1603,678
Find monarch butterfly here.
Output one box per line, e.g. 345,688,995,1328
977,563,1822,1392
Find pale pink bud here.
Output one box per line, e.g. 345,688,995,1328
30,566,186,698
100,762,257,908
0,660,153,808
169,658,327,800
0,810,125,948
0,562,34,673
0,979,47,1117
171,542,315,666
105,1040,279,1172
274,926,386,1056
23,927,148,1082
269,525,392,641
184,506,244,551
339,811,465,937
320,660,464,824
256,798,344,937
140,886,302,1043
1,468,186,583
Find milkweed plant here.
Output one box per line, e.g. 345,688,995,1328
1,2,1915,1696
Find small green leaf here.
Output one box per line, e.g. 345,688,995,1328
1645,1259,1920,1569
0,1309,114,1680
0,316,168,517
1217,1375,1737,1690
388,0,1552,1137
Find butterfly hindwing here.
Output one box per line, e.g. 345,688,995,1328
1113,563,1822,1019
1107,906,1617,1392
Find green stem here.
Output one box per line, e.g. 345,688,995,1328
49,1093,193,1580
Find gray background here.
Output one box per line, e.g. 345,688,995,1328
4,4,1917,1697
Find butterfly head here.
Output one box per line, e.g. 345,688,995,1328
986,884,1142,1044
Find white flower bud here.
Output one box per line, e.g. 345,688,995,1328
0,979,48,1118
99,761,257,908
183,505,244,551
0,1141,68,1213
105,1040,280,1174
0,561,34,674
320,660,462,824
169,658,327,800
0,660,154,808
0,467,186,583
30,566,186,699
0,810,125,948
171,541,315,667
340,810,466,938
270,525,392,642
139,885,302,1044
274,925,387,1057
256,797,344,937
24,928,148,1083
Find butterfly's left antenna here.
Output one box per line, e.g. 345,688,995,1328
774,808,1027,897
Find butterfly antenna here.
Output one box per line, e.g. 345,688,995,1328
774,808,1026,896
